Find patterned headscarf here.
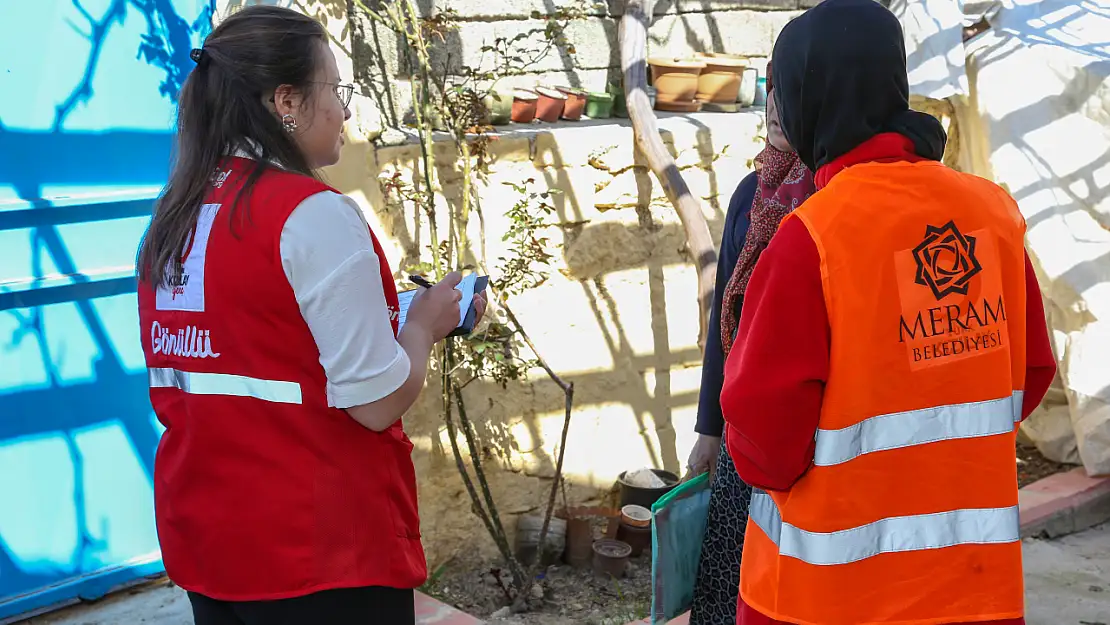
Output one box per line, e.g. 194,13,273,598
720,65,817,356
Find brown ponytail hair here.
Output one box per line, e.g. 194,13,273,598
138,5,326,287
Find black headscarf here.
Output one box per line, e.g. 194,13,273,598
771,0,947,173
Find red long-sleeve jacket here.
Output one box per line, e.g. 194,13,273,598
721,135,1057,625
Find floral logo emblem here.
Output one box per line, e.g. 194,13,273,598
912,221,982,300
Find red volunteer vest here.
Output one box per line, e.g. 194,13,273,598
138,158,426,600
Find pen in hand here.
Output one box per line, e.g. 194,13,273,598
409,275,435,289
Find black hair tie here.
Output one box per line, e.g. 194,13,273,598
190,48,207,65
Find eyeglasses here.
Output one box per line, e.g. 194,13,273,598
270,82,355,108
321,82,354,108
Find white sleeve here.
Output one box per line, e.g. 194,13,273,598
279,191,411,409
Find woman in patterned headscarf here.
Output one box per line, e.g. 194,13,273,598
686,61,816,625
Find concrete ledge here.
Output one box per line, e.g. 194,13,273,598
1019,467,1110,538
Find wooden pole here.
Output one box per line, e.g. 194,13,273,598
619,0,718,350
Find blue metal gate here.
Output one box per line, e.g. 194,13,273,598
0,1,213,620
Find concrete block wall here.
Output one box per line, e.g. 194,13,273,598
349,0,804,125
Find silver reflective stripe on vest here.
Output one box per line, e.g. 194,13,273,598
749,490,1020,566
1012,390,1024,422
149,368,303,404
813,391,1024,467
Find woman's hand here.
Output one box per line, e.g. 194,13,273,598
406,271,463,341
344,273,463,432
685,434,722,482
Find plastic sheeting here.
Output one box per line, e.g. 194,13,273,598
892,0,970,99
967,0,1110,476
897,0,1110,476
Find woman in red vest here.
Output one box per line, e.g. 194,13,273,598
135,6,481,624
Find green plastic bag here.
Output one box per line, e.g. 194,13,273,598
650,472,711,624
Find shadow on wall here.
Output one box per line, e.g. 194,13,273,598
0,0,212,619
356,116,747,484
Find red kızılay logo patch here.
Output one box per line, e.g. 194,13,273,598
895,223,1007,370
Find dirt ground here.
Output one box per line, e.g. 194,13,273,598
425,553,652,625
1017,441,1073,487
426,440,1076,624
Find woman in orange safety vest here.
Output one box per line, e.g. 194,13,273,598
719,1,1057,624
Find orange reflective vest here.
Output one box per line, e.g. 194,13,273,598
740,161,1028,624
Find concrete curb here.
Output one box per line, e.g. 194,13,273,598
1019,467,1110,538
625,468,1110,625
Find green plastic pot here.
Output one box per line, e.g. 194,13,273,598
483,91,513,125
609,82,628,118
585,92,614,118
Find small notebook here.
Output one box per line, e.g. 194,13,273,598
396,274,489,337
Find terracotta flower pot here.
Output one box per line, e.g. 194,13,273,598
511,90,538,123
534,87,567,122
559,506,620,568
616,521,651,557
703,52,746,60
557,86,587,120
584,92,614,118
592,539,632,578
649,57,706,106
696,56,746,104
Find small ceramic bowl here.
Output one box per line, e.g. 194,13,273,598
621,504,652,528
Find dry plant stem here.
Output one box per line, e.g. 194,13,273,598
374,1,526,587
512,379,575,612
440,352,521,599
352,0,579,608
370,0,443,274
414,74,443,275
396,5,521,585
445,342,527,592
619,0,717,351
457,141,473,268
500,300,575,612
449,359,511,547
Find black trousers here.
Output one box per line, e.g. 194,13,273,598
188,587,415,625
